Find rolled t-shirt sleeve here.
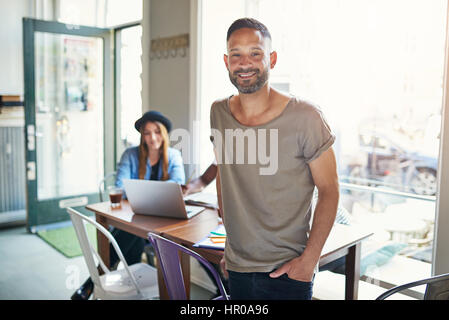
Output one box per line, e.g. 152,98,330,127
301,107,336,163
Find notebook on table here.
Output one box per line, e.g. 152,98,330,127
183,191,218,209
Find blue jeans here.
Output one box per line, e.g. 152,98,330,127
228,270,314,300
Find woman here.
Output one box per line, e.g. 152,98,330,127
116,110,185,189
72,110,185,300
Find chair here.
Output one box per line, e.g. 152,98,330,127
99,172,158,268
376,272,449,300
98,172,117,202
148,232,229,300
67,207,159,300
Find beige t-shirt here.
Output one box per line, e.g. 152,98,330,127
210,95,335,273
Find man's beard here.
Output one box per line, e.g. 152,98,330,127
229,68,269,94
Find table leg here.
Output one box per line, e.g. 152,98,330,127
96,214,110,274
345,242,361,300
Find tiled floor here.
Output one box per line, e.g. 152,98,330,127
0,225,215,300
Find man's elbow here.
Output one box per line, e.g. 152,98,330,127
318,176,339,193
317,180,340,204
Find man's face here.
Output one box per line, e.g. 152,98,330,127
224,28,276,94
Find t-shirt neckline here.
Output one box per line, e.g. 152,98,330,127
225,94,294,129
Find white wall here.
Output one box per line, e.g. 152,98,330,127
144,0,191,132
142,0,216,292
0,0,34,96
142,0,201,174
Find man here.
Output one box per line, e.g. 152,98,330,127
210,18,339,300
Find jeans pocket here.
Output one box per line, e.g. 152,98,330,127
283,274,314,285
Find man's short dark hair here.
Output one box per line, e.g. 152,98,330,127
226,18,272,41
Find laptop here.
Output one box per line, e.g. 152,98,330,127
122,179,205,219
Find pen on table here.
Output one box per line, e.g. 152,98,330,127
186,169,196,185
210,231,226,237
210,237,226,243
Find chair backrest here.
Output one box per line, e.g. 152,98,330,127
148,232,228,300
67,207,142,296
424,273,449,300
99,172,117,202
376,272,449,300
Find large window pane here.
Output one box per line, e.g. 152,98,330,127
58,0,142,28
117,25,143,153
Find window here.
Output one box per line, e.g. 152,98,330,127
58,0,142,28
116,25,143,151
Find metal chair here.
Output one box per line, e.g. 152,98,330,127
98,172,117,202
99,172,157,268
68,207,159,300
376,272,449,300
148,232,229,300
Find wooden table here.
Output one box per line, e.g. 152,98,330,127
86,200,373,300
163,212,373,300
86,200,218,299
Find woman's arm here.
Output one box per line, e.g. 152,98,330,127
115,149,132,189
167,149,186,184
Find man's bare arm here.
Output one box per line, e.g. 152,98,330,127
214,150,228,277
302,147,340,263
182,163,218,196
214,150,224,220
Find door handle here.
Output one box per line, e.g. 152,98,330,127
27,124,35,151
27,161,36,181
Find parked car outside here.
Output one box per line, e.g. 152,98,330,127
343,130,437,196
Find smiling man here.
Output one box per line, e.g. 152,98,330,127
210,18,340,300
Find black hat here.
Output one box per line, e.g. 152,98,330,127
134,110,172,133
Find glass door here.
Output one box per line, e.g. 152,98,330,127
23,18,115,230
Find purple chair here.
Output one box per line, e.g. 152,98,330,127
148,232,229,300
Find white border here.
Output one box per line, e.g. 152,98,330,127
433,0,449,276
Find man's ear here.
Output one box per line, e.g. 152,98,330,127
223,54,229,70
269,51,277,69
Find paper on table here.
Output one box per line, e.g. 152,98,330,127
193,224,226,250
184,192,218,209
209,224,226,236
